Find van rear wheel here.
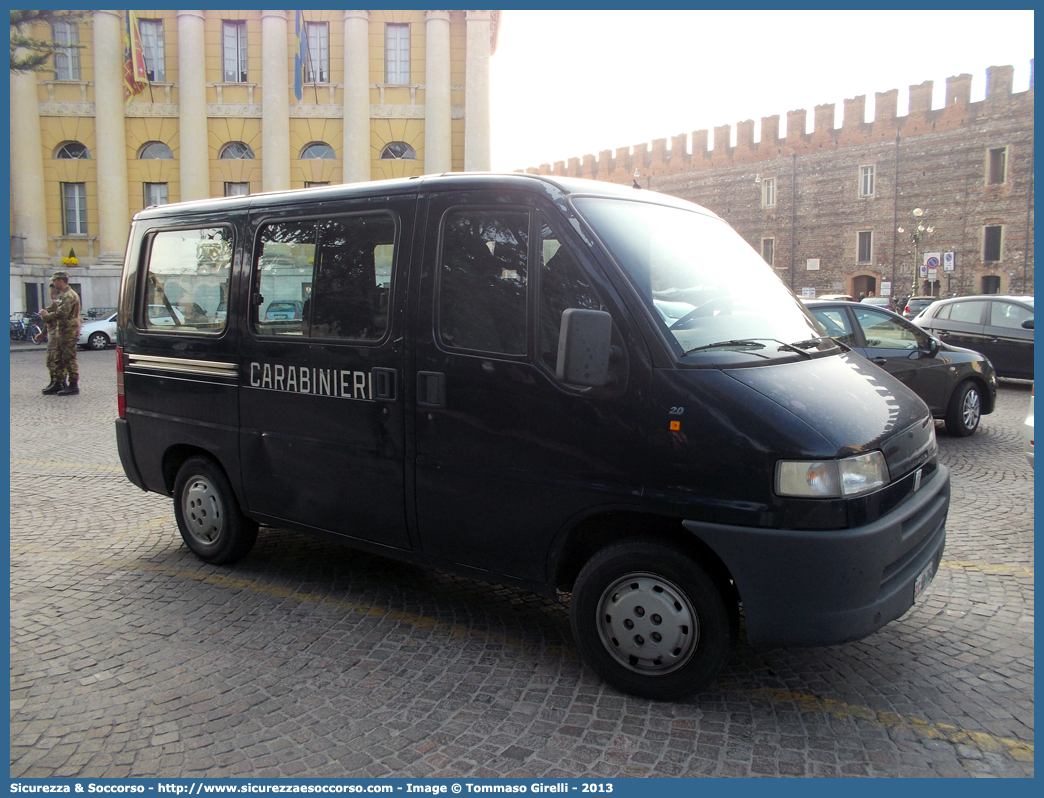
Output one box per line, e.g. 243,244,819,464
570,540,735,701
173,457,258,564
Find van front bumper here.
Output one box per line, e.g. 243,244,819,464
683,464,949,648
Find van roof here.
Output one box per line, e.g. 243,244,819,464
132,172,718,221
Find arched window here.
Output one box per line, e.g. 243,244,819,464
54,142,90,160
380,141,416,160
300,142,335,160
219,141,255,160
138,141,174,160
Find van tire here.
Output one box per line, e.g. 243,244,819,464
173,457,258,564
570,539,735,701
945,380,982,437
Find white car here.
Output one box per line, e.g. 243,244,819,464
78,311,118,350
147,304,186,327
1024,387,1034,468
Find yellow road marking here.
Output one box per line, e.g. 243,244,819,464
141,563,1033,762
8,472,1035,761
941,559,1033,577
731,686,1033,762
11,458,123,472
136,563,513,644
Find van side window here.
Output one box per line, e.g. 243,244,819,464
253,213,396,341
254,221,315,336
438,209,529,355
143,227,232,332
538,218,603,372
311,215,395,341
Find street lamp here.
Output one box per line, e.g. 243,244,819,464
897,207,936,298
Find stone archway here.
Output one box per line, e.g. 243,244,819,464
851,273,879,300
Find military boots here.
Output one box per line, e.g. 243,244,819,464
41,380,63,395
57,381,79,396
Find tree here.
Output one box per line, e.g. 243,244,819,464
10,10,86,73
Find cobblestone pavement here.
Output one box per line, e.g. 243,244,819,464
10,347,1034,778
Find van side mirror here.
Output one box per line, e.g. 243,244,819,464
557,308,613,387
1022,318,1034,330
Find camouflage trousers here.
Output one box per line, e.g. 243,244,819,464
45,329,58,381
52,328,79,384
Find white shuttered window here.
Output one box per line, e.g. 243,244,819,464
305,22,329,83
222,21,247,83
139,19,165,82
385,23,410,84
52,21,80,80
62,183,87,235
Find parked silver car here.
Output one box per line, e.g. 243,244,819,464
77,311,118,350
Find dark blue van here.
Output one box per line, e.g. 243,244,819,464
115,174,948,700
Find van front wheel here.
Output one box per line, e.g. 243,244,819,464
570,540,735,700
173,457,258,564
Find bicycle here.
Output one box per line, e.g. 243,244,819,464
9,313,45,345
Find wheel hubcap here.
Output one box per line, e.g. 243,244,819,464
963,390,981,430
595,572,699,675
182,476,224,545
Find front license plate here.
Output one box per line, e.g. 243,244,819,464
913,560,937,602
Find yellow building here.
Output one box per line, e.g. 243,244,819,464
9,10,499,312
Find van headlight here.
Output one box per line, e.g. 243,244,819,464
776,451,889,498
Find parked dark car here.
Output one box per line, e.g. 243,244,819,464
805,299,997,436
861,296,892,309
902,296,939,319
913,295,1033,380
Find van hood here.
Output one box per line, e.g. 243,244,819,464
723,352,935,479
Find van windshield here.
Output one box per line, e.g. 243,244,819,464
573,197,831,361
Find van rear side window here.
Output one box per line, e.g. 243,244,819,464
143,227,232,332
253,213,396,341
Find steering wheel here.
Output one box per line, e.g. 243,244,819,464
669,297,732,330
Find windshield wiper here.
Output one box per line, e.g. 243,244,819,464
685,339,769,355
787,337,822,349
685,337,821,359
776,337,820,358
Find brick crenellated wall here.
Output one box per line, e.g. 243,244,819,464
522,64,1034,299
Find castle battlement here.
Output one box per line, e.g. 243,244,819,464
523,63,1033,183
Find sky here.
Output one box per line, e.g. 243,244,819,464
488,10,1035,173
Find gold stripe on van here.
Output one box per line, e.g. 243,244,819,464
127,354,238,379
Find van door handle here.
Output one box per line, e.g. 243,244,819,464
870,357,888,365
417,371,445,408
371,367,397,402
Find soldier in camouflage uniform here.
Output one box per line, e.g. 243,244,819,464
39,285,61,394
40,271,81,395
